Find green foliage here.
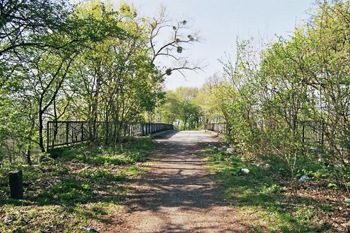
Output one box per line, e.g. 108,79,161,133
203,144,337,232
61,137,154,165
159,87,202,129
196,73,222,124
0,136,153,231
0,0,199,163
41,179,94,203
0,0,71,56
213,1,350,193
0,0,128,161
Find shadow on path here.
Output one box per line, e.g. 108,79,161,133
117,131,246,233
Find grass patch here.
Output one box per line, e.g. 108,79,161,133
0,137,154,232
203,143,350,232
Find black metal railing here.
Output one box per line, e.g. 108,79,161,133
47,121,173,151
202,123,226,133
203,121,326,151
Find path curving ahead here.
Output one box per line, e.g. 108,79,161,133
114,131,246,233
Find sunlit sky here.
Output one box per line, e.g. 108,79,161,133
77,0,318,90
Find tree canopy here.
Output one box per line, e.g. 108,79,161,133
0,0,200,163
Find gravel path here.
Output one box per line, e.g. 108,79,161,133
113,131,246,232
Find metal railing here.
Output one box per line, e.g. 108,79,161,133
140,123,174,135
46,121,173,151
202,123,226,133
203,121,326,151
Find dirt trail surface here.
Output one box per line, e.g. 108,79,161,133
111,131,246,233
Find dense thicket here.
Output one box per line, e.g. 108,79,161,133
215,1,350,191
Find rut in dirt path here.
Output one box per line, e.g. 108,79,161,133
115,131,246,233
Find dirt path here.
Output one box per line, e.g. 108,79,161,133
113,131,246,232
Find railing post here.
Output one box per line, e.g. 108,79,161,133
66,122,69,146
71,122,74,143
46,121,50,152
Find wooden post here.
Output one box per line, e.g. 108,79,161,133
9,170,23,199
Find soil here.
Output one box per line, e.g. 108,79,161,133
108,130,246,232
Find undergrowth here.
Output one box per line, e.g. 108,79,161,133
0,137,154,232
203,142,350,232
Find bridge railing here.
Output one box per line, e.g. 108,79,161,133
202,123,226,133
202,121,326,151
140,123,174,136
46,121,174,151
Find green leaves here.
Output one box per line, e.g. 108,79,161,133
0,0,71,56
159,87,202,129
214,1,350,189
0,0,200,162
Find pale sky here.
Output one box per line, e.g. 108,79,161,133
112,1,317,90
